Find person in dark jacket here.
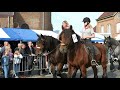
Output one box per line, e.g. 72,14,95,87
26,41,36,76
20,43,27,56
14,43,22,52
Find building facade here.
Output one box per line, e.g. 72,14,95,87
0,12,52,30
96,12,120,38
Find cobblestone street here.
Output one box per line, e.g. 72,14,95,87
27,62,120,78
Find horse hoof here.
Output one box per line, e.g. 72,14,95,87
53,76,57,78
61,73,67,78
102,75,107,78
94,76,98,78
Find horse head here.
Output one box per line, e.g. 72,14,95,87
36,34,60,54
59,28,80,53
104,36,119,48
36,34,46,54
104,36,112,48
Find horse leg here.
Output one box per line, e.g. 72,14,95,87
80,65,87,78
67,64,77,78
79,68,82,78
92,66,98,78
67,63,73,78
51,64,57,78
56,63,66,78
117,56,120,70
110,58,115,71
101,61,107,78
71,67,78,78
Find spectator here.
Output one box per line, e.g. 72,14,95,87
19,43,27,76
1,42,13,77
26,41,36,76
1,41,9,55
1,51,10,78
0,44,3,59
13,50,23,78
14,43,22,52
20,43,27,56
0,44,2,52
5,44,13,77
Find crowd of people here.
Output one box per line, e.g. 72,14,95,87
0,41,37,78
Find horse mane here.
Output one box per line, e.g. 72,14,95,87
43,36,60,52
63,29,81,42
109,37,119,46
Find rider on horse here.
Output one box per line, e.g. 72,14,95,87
82,17,96,65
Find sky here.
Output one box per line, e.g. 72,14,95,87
51,12,104,33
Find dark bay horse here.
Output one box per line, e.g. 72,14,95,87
104,36,120,71
59,29,108,78
36,34,67,78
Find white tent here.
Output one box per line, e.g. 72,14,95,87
0,28,10,38
32,30,58,39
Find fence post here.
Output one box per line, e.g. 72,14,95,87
39,55,43,75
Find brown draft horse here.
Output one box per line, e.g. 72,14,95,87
36,34,67,78
59,29,108,78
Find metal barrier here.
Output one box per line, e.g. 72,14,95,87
12,55,47,77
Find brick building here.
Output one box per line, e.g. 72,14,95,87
96,12,120,38
0,12,52,30
0,12,14,28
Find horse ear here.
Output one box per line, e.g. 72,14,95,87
40,34,45,39
70,25,73,30
108,35,111,38
104,36,106,39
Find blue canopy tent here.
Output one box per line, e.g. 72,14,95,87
2,28,38,42
1,28,21,41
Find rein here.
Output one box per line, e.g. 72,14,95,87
47,44,60,56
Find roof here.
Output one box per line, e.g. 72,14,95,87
97,12,117,21
0,12,14,17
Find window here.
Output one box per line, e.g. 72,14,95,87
107,24,111,33
101,25,104,33
116,23,120,33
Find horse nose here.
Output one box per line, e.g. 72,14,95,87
36,46,41,49
60,43,66,46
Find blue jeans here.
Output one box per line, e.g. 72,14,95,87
14,64,20,76
3,65,9,78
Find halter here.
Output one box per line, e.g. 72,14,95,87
44,44,60,56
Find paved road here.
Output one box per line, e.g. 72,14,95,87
27,62,120,78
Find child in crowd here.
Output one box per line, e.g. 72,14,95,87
13,50,23,78
1,51,10,78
